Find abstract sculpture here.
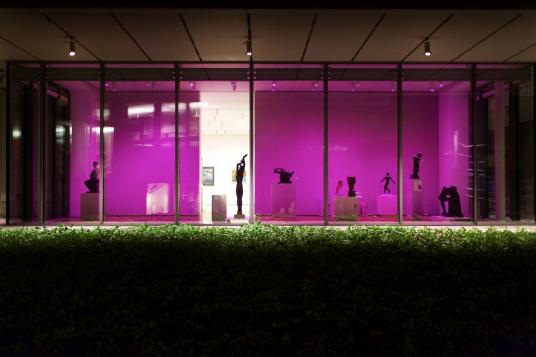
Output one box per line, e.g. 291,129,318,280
273,168,294,184
438,186,463,217
84,161,99,193
235,154,247,218
380,172,396,194
410,153,423,179
347,176,356,197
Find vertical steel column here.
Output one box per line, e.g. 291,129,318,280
38,63,46,225
471,64,478,225
323,64,329,225
532,65,536,223
249,60,254,223
99,63,105,224
175,64,180,225
397,63,403,224
5,63,10,225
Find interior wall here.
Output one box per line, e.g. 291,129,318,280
255,91,324,216
328,92,397,215
438,83,471,217
68,86,100,217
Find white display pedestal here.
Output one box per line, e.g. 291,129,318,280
80,193,99,221
146,183,169,215
377,194,397,215
334,196,358,221
411,179,424,219
272,183,296,218
212,195,227,221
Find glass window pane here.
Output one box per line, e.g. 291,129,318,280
403,64,473,223
254,64,324,224
328,65,398,223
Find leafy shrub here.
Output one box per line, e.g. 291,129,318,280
0,225,535,355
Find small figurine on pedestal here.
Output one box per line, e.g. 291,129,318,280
335,180,344,196
410,153,423,179
84,161,99,193
380,172,396,194
235,154,247,218
273,168,294,183
347,176,356,197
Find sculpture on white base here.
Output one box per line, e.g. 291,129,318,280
146,183,169,215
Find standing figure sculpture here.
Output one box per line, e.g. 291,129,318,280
347,176,356,197
235,154,247,218
381,172,396,194
410,153,423,179
84,161,99,193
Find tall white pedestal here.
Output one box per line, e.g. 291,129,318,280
146,183,169,215
80,193,99,221
377,194,397,215
411,179,424,219
212,195,227,221
272,183,296,218
334,196,358,221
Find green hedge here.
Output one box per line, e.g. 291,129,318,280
1,225,535,355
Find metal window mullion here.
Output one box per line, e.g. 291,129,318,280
249,60,254,224
99,64,105,224
471,64,478,225
175,63,180,225
323,64,329,225
397,63,403,224
5,63,10,225
39,63,46,225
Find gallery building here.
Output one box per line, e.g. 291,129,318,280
0,5,535,225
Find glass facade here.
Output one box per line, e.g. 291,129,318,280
4,62,535,226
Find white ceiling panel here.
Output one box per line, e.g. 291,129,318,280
45,12,147,61
251,10,316,61
356,12,451,61
405,10,519,62
114,13,198,61
182,10,246,61
456,13,536,62
305,11,384,61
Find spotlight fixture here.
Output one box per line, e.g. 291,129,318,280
246,39,253,56
424,37,431,57
68,37,76,57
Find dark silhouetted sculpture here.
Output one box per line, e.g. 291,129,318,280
235,154,247,217
274,168,294,184
410,153,423,179
438,186,463,217
347,176,356,197
84,161,99,193
381,172,396,194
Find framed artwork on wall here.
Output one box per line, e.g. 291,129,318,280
202,167,215,186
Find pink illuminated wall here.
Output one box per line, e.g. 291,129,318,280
103,90,199,217
255,91,324,216
328,92,397,216
68,86,99,217
438,84,471,217
403,93,439,216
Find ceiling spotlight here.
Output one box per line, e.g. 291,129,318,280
246,39,253,56
68,37,76,57
271,81,276,91
424,37,431,57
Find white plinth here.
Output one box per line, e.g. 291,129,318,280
334,196,358,221
80,193,99,221
411,179,424,219
146,183,169,215
212,195,227,221
272,183,296,218
377,194,397,215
